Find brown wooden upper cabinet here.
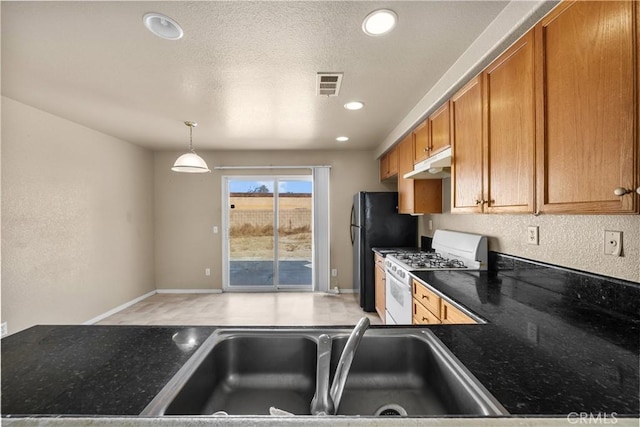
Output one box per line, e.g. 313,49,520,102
483,29,536,213
451,30,535,214
535,1,639,214
451,76,484,213
379,146,398,181
398,134,442,214
413,101,451,165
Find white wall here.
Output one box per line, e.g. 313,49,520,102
421,179,640,283
1,97,156,334
154,150,393,291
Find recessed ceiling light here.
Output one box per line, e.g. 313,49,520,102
336,136,349,142
143,13,184,40
362,9,397,36
344,101,365,111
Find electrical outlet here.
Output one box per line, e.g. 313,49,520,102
1,322,7,337
428,220,433,231
527,226,539,245
331,269,338,277
213,226,218,234
205,268,211,276
604,231,622,256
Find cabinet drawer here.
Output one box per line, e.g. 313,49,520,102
412,279,440,318
440,300,476,324
412,299,441,325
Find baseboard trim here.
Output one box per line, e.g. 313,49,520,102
83,290,157,325
156,289,223,294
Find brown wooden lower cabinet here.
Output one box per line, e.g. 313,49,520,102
412,279,476,325
440,299,475,325
374,253,386,323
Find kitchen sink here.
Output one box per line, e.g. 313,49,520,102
328,332,506,416
142,332,318,415
141,327,508,417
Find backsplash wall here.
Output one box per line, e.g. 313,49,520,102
420,179,640,283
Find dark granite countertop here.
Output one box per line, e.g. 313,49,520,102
2,254,639,418
1,325,215,416
411,254,640,416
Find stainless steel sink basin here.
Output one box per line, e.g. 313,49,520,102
142,332,318,415
328,332,506,416
141,328,508,417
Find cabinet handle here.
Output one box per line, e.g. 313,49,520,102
421,317,428,321
613,187,635,196
423,147,428,152
475,199,487,205
421,294,429,300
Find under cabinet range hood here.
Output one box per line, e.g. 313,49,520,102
403,147,452,179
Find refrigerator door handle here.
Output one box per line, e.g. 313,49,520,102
350,204,356,245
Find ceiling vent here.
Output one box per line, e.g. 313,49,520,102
316,72,343,97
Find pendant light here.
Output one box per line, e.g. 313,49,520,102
172,121,211,173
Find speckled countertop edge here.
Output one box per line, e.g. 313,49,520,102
3,416,638,427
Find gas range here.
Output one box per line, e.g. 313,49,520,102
390,251,469,270
385,230,488,280
384,230,487,325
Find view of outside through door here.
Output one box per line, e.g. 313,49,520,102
226,177,313,289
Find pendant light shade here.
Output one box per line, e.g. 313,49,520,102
172,121,210,173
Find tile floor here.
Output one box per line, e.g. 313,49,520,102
97,292,382,326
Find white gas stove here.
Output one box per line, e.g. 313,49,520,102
384,230,488,325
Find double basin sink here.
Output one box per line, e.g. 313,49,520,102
141,327,508,417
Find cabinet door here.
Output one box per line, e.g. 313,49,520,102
483,30,536,213
440,300,475,325
429,101,451,156
535,1,638,214
387,147,398,177
397,134,415,213
413,120,430,164
374,264,386,322
379,153,389,180
451,76,484,213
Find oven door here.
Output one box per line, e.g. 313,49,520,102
385,272,412,325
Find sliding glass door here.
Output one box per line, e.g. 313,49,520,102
223,176,313,291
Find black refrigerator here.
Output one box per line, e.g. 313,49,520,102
350,192,417,312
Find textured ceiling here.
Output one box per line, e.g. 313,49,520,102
2,1,509,151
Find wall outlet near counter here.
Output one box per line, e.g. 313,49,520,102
604,231,622,256
1,322,7,337
527,226,539,245
205,268,211,276
331,269,338,277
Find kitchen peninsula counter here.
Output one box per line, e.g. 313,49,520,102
2,254,638,425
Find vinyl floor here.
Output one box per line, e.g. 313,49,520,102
97,292,382,326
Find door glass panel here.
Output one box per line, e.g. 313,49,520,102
277,179,313,288
228,179,275,287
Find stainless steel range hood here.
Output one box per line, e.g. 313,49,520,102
403,147,451,179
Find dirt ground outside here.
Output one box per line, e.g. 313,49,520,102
229,193,312,260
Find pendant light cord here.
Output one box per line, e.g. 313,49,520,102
189,125,194,153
